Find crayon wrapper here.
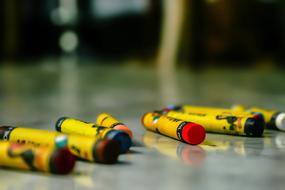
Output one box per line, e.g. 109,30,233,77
181,105,253,118
67,135,97,161
231,105,246,112
97,113,120,128
60,118,113,139
0,142,53,172
7,128,63,148
142,112,186,141
166,111,248,136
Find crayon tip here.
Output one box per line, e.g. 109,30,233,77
55,117,68,132
182,123,206,145
113,124,133,138
276,113,285,131
244,118,264,137
50,148,76,175
167,105,181,110
105,130,132,153
94,139,120,164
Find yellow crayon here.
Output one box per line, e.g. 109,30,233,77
143,131,205,166
0,126,68,148
0,126,120,163
0,141,75,174
168,105,241,115
141,112,206,145
96,113,133,138
162,110,264,137
232,105,285,131
56,117,131,153
167,104,264,121
166,105,265,129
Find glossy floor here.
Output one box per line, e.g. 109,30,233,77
0,59,285,190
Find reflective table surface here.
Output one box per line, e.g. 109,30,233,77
1,58,285,190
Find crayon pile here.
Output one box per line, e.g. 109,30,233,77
0,113,132,175
141,104,285,144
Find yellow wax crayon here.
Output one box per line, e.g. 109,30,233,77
56,117,131,153
141,112,206,145
232,105,285,131
0,126,120,163
162,110,264,137
166,104,265,125
143,131,205,166
167,104,241,114
0,141,75,174
166,104,266,129
0,126,68,148
96,113,133,138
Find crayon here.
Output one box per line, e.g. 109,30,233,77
141,112,206,145
161,110,264,137
0,141,75,174
232,105,285,131
55,117,131,153
166,104,265,125
0,126,68,148
96,113,133,138
0,126,120,163
143,131,205,166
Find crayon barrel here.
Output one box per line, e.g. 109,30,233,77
0,126,120,163
163,111,264,137
141,112,205,145
96,113,133,138
0,141,75,174
56,117,131,153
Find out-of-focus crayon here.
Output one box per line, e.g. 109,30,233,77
166,104,265,126
96,113,133,138
55,117,131,153
232,105,285,131
0,126,68,148
0,126,120,163
141,112,206,145
0,141,75,174
143,131,205,166
161,110,264,137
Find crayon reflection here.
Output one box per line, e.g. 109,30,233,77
143,131,206,166
275,132,285,150
201,134,265,157
0,169,75,190
0,162,98,190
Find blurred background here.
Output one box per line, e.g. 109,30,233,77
1,0,285,68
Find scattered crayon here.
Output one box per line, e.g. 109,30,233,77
166,104,265,126
141,112,206,145
0,126,120,163
0,126,68,148
0,141,75,174
96,113,133,138
161,110,264,137
232,105,285,131
55,117,131,153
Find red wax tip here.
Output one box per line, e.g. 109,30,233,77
52,148,76,174
181,123,206,145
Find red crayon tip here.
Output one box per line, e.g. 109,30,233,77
181,123,206,145
51,148,76,175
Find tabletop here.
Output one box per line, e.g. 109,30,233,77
1,59,285,190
